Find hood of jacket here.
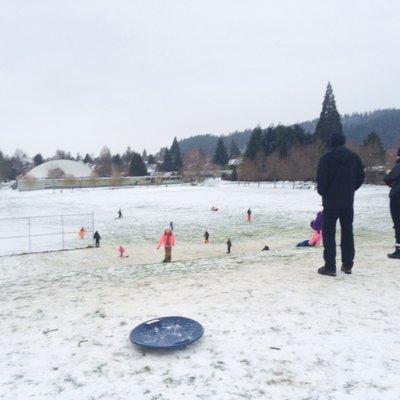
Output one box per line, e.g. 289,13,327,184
330,146,353,164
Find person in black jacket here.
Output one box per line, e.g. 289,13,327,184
93,231,101,248
384,148,400,259
316,133,365,276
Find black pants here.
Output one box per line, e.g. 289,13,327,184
390,193,400,245
323,207,354,272
95,241,100,248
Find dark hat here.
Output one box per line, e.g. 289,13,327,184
330,133,346,147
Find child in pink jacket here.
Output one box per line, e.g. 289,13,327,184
297,211,323,247
157,227,176,262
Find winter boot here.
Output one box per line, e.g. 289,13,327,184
388,246,400,259
341,265,352,274
317,266,337,277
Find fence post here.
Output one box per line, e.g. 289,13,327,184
28,217,32,253
61,215,65,250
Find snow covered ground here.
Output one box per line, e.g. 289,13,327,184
0,181,399,399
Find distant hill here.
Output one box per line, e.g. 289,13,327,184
178,109,400,156
300,109,400,149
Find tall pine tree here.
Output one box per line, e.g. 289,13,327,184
229,140,241,159
213,138,229,166
244,127,263,160
314,82,343,147
129,152,148,176
170,137,183,171
162,148,173,171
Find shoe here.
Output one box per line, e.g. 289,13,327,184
388,246,400,259
341,266,352,274
317,266,337,277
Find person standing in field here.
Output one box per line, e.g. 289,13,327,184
170,221,174,231
118,209,123,219
79,227,86,239
204,230,210,244
93,231,101,248
247,208,252,222
226,238,232,254
157,227,176,263
316,133,365,277
118,245,126,258
384,148,400,259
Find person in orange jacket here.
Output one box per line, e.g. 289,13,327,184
79,227,86,239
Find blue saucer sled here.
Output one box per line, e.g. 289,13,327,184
129,316,204,350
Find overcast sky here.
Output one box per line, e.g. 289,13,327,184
1,0,399,157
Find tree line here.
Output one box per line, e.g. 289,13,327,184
0,83,396,183
235,83,394,183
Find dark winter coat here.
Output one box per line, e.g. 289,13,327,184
316,146,365,209
93,232,101,242
384,162,400,198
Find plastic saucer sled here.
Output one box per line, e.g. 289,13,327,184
129,316,204,350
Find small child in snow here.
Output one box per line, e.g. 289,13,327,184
118,245,126,258
157,227,176,263
204,230,210,244
297,211,323,247
247,208,252,222
226,238,232,254
79,227,86,239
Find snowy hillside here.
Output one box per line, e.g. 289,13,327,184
0,182,399,399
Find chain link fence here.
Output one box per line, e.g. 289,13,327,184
0,213,94,256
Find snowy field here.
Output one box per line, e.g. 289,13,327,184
1,181,399,399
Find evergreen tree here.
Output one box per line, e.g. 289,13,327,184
122,146,133,165
314,82,343,147
170,137,183,171
129,152,148,176
33,153,44,166
147,154,156,164
213,138,229,166
83,153,93,164
244,127,263,160
162,148,173,171
229,140,241,159
142,149,148,162
231,165,238,181
112,154,123,166
362,131,386,165
363,131,384,148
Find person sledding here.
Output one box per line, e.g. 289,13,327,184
157,227,176,263
211,206,219,212
297,211,323,247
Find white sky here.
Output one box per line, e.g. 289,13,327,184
1,0,399,157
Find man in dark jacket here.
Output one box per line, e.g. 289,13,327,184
384,148,400,259
316,133,365,276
